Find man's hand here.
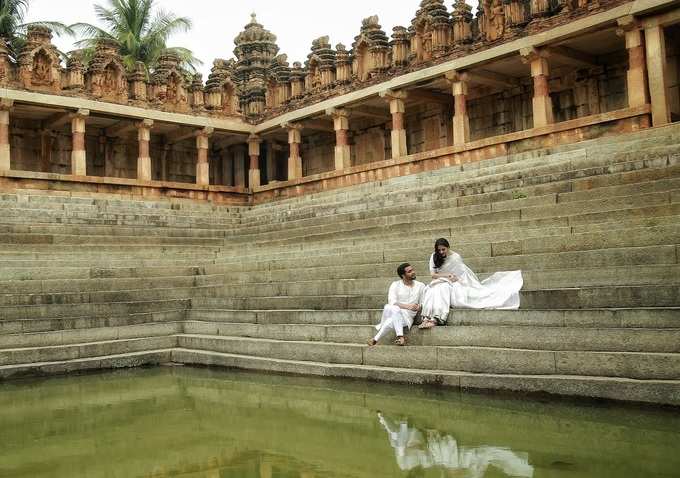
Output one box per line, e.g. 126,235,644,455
447,273,459,282
407,303,420,311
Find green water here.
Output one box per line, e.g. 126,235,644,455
1,367,679,478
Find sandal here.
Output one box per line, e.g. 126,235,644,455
394,336,406,346
419,320,436,329
367,339,377,346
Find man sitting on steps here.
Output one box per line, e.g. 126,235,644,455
368,263,426,347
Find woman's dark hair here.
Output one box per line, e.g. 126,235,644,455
397,263,411,278
432,238,450,269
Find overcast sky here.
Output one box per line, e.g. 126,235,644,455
25,0,480,78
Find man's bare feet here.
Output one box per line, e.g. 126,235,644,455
418,319,436,329
394,336,406,346
367,339,377,346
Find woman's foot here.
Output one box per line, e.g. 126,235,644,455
367,338,377,346
394,336,406,346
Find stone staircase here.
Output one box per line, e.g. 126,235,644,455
0,194,241,378
181,123,680,406
1,123,680,405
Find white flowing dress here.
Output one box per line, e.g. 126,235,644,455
421,252,523,323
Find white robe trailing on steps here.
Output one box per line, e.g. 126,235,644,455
420,252,523,324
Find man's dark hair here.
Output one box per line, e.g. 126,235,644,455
397,263,411,278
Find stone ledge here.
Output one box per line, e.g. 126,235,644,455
0,170,250,204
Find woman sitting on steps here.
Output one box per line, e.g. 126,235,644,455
418,238,523,330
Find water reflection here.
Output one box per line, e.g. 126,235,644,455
378,413,533,477
1,367,680,478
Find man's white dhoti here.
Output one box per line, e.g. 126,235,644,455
374,279,425,342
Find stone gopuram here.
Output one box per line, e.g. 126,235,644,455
0,0,680,406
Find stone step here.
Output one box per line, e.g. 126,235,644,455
230,178,680,252
242,151,680,227
0,298,191,320
243,128,680,217
0,265,213,281
0,336,176,366
0,274,224,294
227,264,680,289
0,232,224,246
0,322,182,348
172,348,680,406
240,148,680,229
183,320,680,353
3,190,245,214
0,309,186,335
196,284,680,309
176,334,680,380
0,258,216,270
220,265,679,295
0,196,244,218
226,203,680,262
0,284,219,307
219,208,680,268
186,307,680,328
0,208,239,229
0,222,228,238
0,349,172,380
228,187,680,244
219,221,680,269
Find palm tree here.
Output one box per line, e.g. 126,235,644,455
0,0,73,61
72,0,201,72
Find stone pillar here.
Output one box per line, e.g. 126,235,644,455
136,119,153,181
70,109,89,176
617,16,649,108
446,71,470,146
645,25,670,126
0,99,13,171
328,108,351,170
285,123,303,180
160,143,170,181
247,134,262,188
521,48,554,128
380,90,408,158
195,127,213,186
233,145,246,188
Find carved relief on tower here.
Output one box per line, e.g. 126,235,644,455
150,53,189,112
18,26,61,92
482,0,505,42
86,39,128,102
306,36,335,90
267,54,291,106
352,16,390,80
0,38,12,86
127,61,148,102
409,1,451,61
205,58,239,113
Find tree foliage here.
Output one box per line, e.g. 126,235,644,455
72,0,200,72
